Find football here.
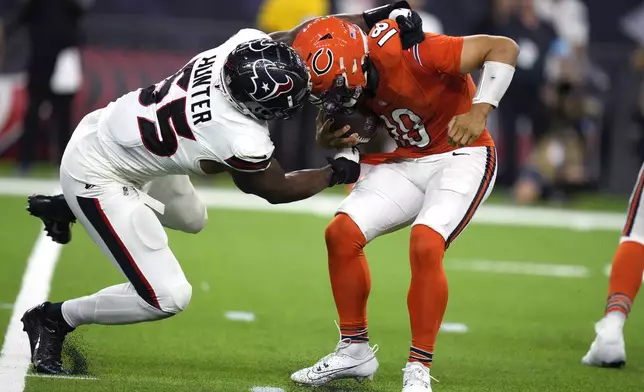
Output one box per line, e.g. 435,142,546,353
326,111,381,145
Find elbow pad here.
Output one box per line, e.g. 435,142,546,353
363,1,411,29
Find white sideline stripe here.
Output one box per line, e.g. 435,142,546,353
0,178,61,197
0,177,627,231
440,322,469,333
0,303,14,310
0,230,63,392
446,259,590,278
251,387,285,392
25,374,98,381
225,311,256,322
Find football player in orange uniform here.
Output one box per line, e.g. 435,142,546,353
582,163,644,368
271,4,519,391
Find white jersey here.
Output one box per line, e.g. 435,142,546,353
67,29,275,185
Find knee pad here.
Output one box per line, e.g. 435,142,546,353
156,280,193,314
164,193,208,234
177,197,207,234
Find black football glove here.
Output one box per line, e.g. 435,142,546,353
327,147,361,186
363,1,411,29
392,10,425,50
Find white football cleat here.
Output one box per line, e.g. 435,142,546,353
582,315,626,368
402,362,435,392
290,339,379,386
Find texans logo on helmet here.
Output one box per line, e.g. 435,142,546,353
312,48,334,77
249,59,294,103
247,39,279,53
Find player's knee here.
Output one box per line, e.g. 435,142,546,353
325,213,366,255
156,279,193,314
182,203,208,234
168,193,208,234
410,225,445,264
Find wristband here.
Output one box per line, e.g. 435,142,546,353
472,61,515,108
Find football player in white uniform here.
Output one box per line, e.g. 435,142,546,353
22,29,360,375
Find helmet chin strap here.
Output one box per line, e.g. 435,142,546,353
363,57,379,98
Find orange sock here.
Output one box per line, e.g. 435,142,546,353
407,225,447,367
606,241,644,317
326,213,371,342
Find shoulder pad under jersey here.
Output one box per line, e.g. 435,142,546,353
367,19,404,70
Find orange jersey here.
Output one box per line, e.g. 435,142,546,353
362,20,494,163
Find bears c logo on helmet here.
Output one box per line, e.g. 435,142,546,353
312,48,334,77
249,59,294,103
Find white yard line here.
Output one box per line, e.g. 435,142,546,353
224,311,256,322
0,177,626,231
446,259,590,278
0,178,61,197
440,322,469,333
0,230,63,392
25,374,97,381
0,303,14,310
251,387,285,392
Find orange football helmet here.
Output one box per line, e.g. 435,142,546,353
292,17,369,113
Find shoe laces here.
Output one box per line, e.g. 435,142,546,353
402,363,439,386
313,321,379,372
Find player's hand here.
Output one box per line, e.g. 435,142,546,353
315,110,359,149
447,103,493,147
327,147,361,186
389,9,425,50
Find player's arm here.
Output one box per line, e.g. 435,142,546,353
268,1,411,45
393,10,519,146
394,10,518,109
411,34,519,105
455,34,519,120
459,35,519,74
229,150,360,205
451,34,519,146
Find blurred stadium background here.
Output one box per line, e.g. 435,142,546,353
1,1,644,392
0,0,644,201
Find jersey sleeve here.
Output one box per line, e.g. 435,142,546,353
223,123,275,173
226,28,272,48
411,34,464,75
367,20,405,69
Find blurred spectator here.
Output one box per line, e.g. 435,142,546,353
513,82,590,204
535,0,589,85
622,3,644,164
1,0,92,174
535,0,588,51
257,0,329,32
407,0,443,34
630,47,644,162
475,0,559,186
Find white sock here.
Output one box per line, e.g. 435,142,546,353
61,283,170,328
604,311,627,330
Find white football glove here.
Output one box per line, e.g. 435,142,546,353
334,147,360,163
